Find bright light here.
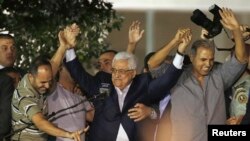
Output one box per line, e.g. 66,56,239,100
107,0,250,12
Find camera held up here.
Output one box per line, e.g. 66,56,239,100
191,4,223,39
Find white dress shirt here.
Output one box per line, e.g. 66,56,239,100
115,84,131,141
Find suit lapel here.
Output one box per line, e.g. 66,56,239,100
122,80,138,113
110,86,120,111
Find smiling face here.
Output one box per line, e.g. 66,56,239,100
190,46,214,79
111,59,136,90
29,65,53,94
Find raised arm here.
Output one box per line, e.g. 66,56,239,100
50,23,80,77
147,28,190,70
177,29,192,55
126,21,144,54
219,8,248,63
145,30,192,103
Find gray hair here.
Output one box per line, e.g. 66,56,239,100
112,51,137,70
190,39,215,55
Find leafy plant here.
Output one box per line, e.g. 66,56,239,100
0,0,123,70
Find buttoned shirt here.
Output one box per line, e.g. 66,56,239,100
11,74,47,141
115,84,131,141
47,83,93,141
170,55,246,141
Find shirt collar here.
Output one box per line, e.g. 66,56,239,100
115,82,132,95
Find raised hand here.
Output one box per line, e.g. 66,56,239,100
58,23,80,49
200,28,209,39
178,29,192,54
219,8,240,31
58,30,67,49
221,7,248,63
128,21,144,45
60,23,81,49
174,28,191,43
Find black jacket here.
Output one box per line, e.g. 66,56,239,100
0,73,15,141
65,58,182,141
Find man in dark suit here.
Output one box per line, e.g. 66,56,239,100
64,45,185,141
0,74,15,141
0,33,17,141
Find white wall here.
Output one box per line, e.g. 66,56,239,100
107,0,250,12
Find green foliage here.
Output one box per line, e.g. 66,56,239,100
0,0,124,70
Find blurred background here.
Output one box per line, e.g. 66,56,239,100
106,0,250,71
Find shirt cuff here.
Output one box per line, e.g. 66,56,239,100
65,49,76,62
173,53,184,69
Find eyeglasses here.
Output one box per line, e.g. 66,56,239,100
111,68,133,75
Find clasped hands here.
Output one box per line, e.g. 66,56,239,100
59,23,81,50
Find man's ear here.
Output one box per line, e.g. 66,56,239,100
189,54,194,63
28,73,34,82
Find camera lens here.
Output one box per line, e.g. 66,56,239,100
190,4,223,39
191,9,214,35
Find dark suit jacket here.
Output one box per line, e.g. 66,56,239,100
65,58,182,141
0,73,15,140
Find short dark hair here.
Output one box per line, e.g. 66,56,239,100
0,33,15,41
191,39,215,55
144,52,156,71
183,55,191,66
29,55,51,75
100,49,118,56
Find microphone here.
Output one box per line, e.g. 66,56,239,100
91,91,109,100
47,90,110,120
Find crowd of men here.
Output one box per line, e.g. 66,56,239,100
0,7,250,141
